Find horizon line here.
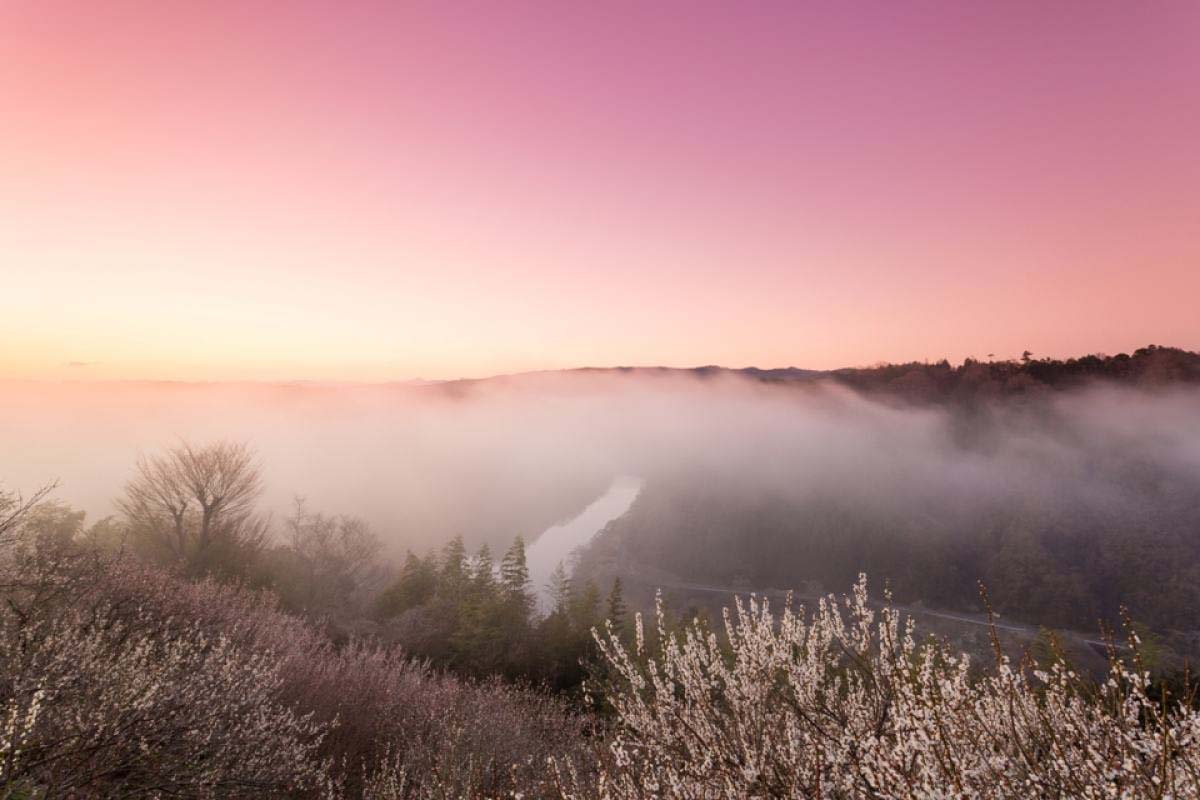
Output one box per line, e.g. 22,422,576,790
2,344,1193,388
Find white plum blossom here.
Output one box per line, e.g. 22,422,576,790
575,575,1200,799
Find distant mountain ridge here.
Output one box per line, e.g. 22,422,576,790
429,344,1200,403
12,345,1197,399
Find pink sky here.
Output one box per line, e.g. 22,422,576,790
2,1,1198,381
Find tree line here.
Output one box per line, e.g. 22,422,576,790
377,537,627,689
827,344,1200,405
31,439,628,691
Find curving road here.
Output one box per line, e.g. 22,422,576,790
638,574,1118,652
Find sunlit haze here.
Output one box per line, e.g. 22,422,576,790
3,2,1198,380
5,6,1200,791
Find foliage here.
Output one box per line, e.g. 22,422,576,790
0,482,596,799
1,605,327,797
270,498,385,617
378,542,620,689
0,485,325,797
574,576,1200,798
827,344,1200,402
10,419,1200,798
579,357,1200,637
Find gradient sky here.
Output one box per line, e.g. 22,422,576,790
2,1,1198,381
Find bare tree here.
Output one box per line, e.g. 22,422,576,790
175,440,263,550
117,454,191,558
118,441,267,575
0,482,56,551
279,498,383,614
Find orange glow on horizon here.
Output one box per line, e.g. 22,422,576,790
2,2,1198,382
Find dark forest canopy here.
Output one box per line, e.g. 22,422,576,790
431,344,1200,401
826,345,1200,403
565,346,1200,653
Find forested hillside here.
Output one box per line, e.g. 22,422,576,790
575,347,1200,647
827,344,1200,402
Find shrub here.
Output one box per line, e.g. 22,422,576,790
0,506,594,799
578,576,1200,798
0,604,327,797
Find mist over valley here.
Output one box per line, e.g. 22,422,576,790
6,347,1200,639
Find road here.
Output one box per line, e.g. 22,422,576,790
641,576,1117,651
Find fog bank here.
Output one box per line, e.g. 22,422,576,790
2,373,1198,561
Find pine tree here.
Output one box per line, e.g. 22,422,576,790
377,550,436,617
441,535,468,588
572,580,601,631
606,576,627,636
471,544,495,590
500,535,533,616
449,544,502,675
537,566,581,690
547,561,572,616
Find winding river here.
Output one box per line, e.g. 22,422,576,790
525,476,642,609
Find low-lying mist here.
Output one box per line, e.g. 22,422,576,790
2,372,1198,571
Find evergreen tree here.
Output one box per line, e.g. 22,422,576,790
471,544,495,591
377,550,437,617
500,535,533,616
571,580,601,631
448,544,501,675
451,591,502,675
547,561,572,616
606,576,627,637
440,535,468,588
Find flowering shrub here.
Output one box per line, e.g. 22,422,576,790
0,512,329,795
578,576,1200,799
78,560,594,797
277,637,595,798
0,604,327,797
1,486,595,799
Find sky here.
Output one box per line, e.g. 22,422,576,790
2,1,1198,382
